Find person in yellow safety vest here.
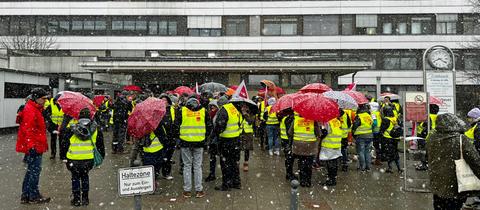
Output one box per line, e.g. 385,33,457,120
158,93,176,180
98,97,111,131
44,96,64,160
61,109,105,206
415,104,439,171
465,107,480,153
257,98,268,150
352,104,374,172
288,113,321,188
263,98,280,156
212,100,243,191
279,109,296,181
379,107,403,174
173,98,211,198
319,117,344,186
339,109,352,171
369,102,383,165
240,104,255,172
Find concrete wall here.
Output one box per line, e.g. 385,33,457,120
0,71,49,128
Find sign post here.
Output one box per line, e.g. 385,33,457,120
118,161,155,210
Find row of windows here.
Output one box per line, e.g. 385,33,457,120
0,14,479,36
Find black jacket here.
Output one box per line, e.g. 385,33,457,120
174,106,212,148
212,103,243,140
112,96,133,124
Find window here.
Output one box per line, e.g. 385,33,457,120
10,17,35,35
247,75,280,86
383,51,417,70
436,14,457,34
188,28,220,36
463,15,480,35
0,16,9,35
356,15,377,35
341,15,354,35
111,17,147,36
303,15,339,36
224,16,248,36
262,16,298,36
411,17,433,34
148,19,178,36
464,53,480,70
382,22,393,34
4,83,48,99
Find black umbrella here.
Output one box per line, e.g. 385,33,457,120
199,82,227,93
230,97,259,114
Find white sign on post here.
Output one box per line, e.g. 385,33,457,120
426,72,455,114
118,166,155,197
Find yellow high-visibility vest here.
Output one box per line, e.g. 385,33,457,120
43,98,50,110
280,117,288,140
322,118,343,149
417,114,437,140
99,101,109,113
143,132,164,153
219,103,241,138
293,115,316,142
67,129,98,160
372,111,382,133
265,106,279,125
259,101,266,116
383,117,397,139
170,106,175,122
67,119,78,128
465,124,477,140
242,118,254,134
354,113,373,135
179,107,206,142
50,98,64,125
340,111,351,138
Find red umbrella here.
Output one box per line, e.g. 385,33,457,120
57,91,96,119
429,96,444,105
299,83,332,94
174,86,195,95
93,95,106,108
292,93,339,123
128,97,166,139
229,85,238,90
342,90,369,105
123,85,142,92
270,93,298,113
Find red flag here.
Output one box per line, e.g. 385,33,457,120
195,82,199,95
345,82,357,91
233,80,249,99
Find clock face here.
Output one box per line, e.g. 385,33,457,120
428,49,452,69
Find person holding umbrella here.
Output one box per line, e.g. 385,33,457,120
279,109,296,181
43,94,64,160
158,94,176,180
319,116,343,186
174,98,212,198
288,113,322,187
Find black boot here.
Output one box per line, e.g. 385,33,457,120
81,191,89,206
71,192,81,206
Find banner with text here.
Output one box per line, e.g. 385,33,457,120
118,166,155,197
426,72,455,114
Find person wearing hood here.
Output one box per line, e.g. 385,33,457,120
111,91,133,154
416,104,439,171
380,107,402,174
263,97,281,156
61,108,105,206
352,103,374,172
17,88,51,204
174,98,212,198
278,108,296,181
159,93,176,180
43,93,64,160
465,107,480,153
427,113,480,210
212,100,243,191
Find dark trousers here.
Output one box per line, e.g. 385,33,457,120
373,133,382,160
296,155,314,186
162,146,175,177
112,122,127,152
258,124,266,149
208,145,218,176
433,195,466,210
326,158,339,184
71,168,90,193
244,150,250,162
281,139,294,178
341,138,349,167
143,151,163,178
21,152,42,199
50,132,58,157
219,138,241,188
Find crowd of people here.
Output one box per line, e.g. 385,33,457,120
14,85,480,210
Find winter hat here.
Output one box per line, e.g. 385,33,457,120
267,97,276,106
467,108,480,120
30,87,48,100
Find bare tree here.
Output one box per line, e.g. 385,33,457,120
460,0,480,84
292,74,322,86
0,35,57,54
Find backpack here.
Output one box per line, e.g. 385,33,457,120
390,124,403,138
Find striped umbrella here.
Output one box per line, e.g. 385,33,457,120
322,91,358,110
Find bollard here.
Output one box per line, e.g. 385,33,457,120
290,179,300,210
133,160,142,210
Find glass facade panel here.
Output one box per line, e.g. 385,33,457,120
248,75,279,86
341,15,353,35
83,21,95,30
168,21,177,35
262,16,298,36
72,21,83,30
112,20,123,30
383,51,417,70
225,17,248,36
291,74,322,86
124,21,135,30
383,23,392,34
95,20,106,30
411,17,432,34
303,15,339,35
463,15,480,35
158,21,168,35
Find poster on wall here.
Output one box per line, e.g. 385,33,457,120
426,72,455,114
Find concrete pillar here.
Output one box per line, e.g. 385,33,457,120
228,73,241,86
58,78,65,92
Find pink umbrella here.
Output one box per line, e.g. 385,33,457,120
128,97,166,139
57,91,96,120
342,90,369,105
292,93,339,123
299,83,332,94
270,93,298,113
174,86,195,96
429,96,444,105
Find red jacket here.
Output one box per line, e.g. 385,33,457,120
16,100,48,154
